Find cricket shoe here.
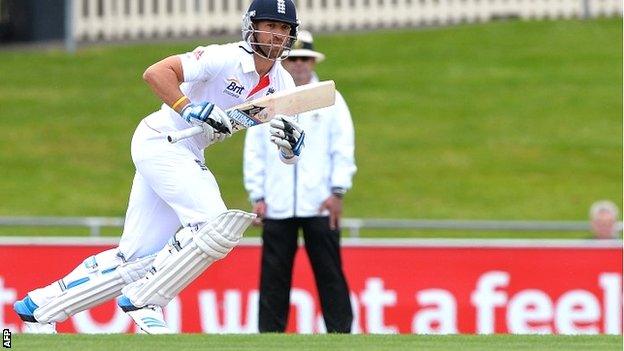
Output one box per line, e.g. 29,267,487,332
13,295,57,334
117,295,172,334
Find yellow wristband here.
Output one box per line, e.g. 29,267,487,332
172,95,188,111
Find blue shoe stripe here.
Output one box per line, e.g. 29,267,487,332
143,321,165,325
23,296,39,312
14,301,33,316
142,321,165,325
14,296,39,322
117,295,134,307
141,318,165,323
117,295,141,312
141,317,167,328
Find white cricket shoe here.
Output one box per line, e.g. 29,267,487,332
22,321,57,334
117,295,172,334
14,295,57,334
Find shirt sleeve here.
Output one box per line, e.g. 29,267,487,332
178,44,226,82
329,91,357,190
243,124,269,203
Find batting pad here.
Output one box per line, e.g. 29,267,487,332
124,210,255,308
33,250,155,323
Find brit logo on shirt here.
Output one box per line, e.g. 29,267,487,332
223,78,245,98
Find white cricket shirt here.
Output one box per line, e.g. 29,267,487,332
143,41,296,150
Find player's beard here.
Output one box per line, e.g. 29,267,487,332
253,33,289,61
258,45,282,60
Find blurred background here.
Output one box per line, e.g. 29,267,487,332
0,0,621,335
0,0,621,239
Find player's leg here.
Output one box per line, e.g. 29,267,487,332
13,171,181,333
302,217,353,333
116,127,255,333
129,122,231,229
118,171,184,261
14,249,155,328
258,218,299,332
118,210,253,333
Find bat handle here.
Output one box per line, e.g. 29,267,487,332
167,126,204,143
166,118,231,143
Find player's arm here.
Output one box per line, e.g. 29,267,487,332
144,52,232,137
142,56,188,114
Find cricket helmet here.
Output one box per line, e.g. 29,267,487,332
242,0,299,60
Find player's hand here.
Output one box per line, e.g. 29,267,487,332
252,199,267,226
269,115,305,159
319,195,343,230
181,102,233,142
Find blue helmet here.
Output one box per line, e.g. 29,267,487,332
242,0,299,60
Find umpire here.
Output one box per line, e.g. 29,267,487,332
243,29,356,333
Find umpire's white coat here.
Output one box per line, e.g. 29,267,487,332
243,77,357,219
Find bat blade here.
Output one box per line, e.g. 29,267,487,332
226,80,336,133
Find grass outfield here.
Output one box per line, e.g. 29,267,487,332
0,19,621,237
10,334,623,351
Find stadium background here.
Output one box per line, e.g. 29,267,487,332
0,0,622,349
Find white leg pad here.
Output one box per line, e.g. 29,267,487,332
33,249,155,323
123,210,255,307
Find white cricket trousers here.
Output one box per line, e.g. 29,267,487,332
118,119,227,260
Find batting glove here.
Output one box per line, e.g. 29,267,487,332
269,115,305,159
180,102,233,142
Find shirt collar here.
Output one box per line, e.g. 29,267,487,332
238,41,257,74
238,41,283,77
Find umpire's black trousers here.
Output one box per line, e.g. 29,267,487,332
258,216,353,333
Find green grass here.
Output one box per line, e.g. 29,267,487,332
10,334,623,351
0,19,621,238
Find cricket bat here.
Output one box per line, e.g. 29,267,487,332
167,80,336,143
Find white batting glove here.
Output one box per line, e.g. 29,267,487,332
269,115,305,159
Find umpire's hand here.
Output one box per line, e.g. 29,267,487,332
252,199,267,226
319,195,343,230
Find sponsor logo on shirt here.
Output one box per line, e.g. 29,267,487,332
193,49,204,60
223,78,245,98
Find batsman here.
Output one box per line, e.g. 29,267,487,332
13,0,305,334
